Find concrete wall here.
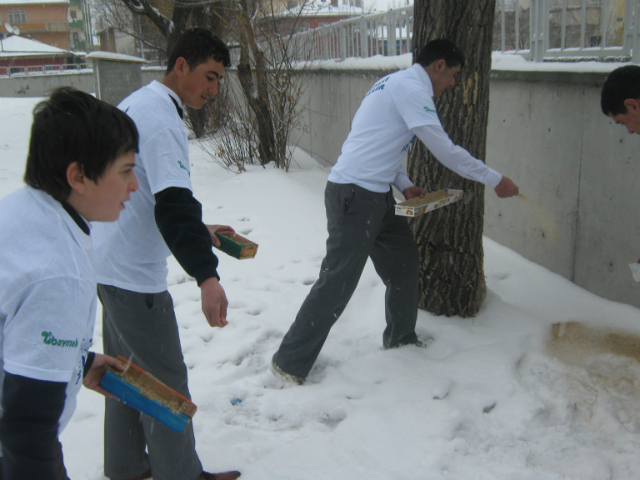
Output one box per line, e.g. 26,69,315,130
292,67,640,309
484,70,640,309
295,69,395,166
484,71,596,283
0,67,164,98
94,60,142,106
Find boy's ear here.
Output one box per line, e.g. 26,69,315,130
174,57,188,77
624,98,640,114
67,162,87,195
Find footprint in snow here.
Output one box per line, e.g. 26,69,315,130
318,409,347,429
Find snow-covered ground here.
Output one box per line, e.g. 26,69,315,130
3,96,640,479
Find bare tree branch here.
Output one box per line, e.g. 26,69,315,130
119,0,172,37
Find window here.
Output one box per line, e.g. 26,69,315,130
72,32,79,44
70,10,77,19
8,10,27,25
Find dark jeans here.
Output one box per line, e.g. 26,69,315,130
0,439,69,480
273,182,420,379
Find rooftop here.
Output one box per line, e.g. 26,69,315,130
0,0,68,4
0,34,70,57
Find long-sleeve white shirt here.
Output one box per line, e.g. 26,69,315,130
328,63,502,194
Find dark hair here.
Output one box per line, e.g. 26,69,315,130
601,65,640,116
24,87,139,202
415,39,465,69
165,28,231,75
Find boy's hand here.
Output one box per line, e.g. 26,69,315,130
200,276,229,327
402,186,425,200
206,224,235,247
82,354,125,398
494,176,519,198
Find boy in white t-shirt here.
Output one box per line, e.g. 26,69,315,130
271,39,520,383
92,28,240,480
0,87,139,479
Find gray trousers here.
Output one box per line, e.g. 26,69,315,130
97,285,202,480
273,181,420,379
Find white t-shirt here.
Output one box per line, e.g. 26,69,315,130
0,187,95,434
93,81,192,293
328,63,501,193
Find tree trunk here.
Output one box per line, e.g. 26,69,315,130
407,0,496,317
235,0,276,166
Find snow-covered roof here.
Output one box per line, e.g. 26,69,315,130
0,0,68,5
0,34,71,57
276,0,371,19
85,51,147,63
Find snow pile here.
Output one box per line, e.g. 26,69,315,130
303,51,630,74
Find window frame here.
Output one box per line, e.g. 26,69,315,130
8,10,27,25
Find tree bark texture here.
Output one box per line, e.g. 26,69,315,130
235,0,276,165
408,0,496,317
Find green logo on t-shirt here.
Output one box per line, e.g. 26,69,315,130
424,106,437,113
178,160,190,177
41,331,78,348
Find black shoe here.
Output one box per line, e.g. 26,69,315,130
199,471,241,480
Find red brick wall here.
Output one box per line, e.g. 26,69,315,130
0,3,70,49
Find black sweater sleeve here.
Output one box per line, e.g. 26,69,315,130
82,352,96,378
0,372,66,480
154,187,220,285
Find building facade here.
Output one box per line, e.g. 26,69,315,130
67,0,91,51
0,0,92,52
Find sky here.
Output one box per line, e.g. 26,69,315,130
2,92,640,479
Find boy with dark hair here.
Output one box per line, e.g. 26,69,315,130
0,86,139,479
271,38,519,384
601,65,640,134
93,27,240,480
165,27,231,76
415,38,465,69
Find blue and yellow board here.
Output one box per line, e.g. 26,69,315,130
100,356,197,433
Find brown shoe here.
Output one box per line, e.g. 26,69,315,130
199,471,241,480
112,469,152,480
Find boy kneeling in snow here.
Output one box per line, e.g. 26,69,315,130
0,87,139,479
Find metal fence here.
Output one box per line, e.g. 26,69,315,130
289,5,414,61
497,0,640,62
0,63,90,77
284,0,640,63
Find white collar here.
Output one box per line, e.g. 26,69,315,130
149,80,183,109
411,63,435,98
